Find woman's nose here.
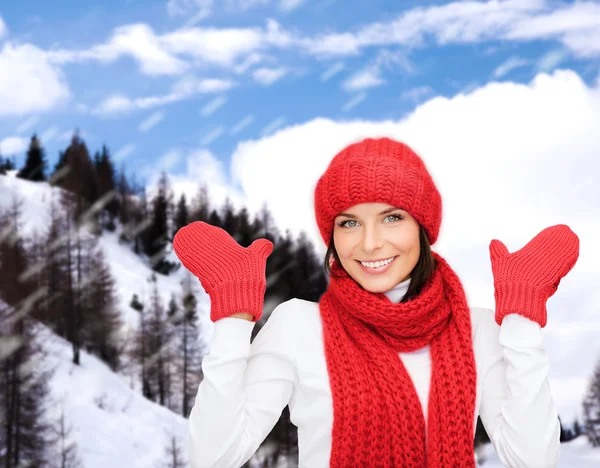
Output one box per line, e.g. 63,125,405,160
361,225,384,252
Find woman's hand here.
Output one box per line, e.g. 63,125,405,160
489,224,579,327
173,221,273,322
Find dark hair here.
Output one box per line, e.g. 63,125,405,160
323,224,436,302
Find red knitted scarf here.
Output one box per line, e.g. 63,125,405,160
318,251,477,467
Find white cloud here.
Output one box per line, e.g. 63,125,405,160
160,27,261,67
160,22,286,68
0,16,7,40
342,67,385,91
49,24,189,76
93,76,235,116
138,111,165,132
302,0,600,59
0,43,71,116
95,95,134,116
252,66,288,85
0,136,28,155
493,56,530,78
47,19,294,74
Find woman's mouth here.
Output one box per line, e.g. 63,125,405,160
356,256,398,275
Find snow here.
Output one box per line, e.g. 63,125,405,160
479,436,600,467
37,319,190,467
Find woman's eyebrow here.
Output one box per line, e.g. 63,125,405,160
337,207,401,218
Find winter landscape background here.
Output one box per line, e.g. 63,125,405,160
1,0,600,466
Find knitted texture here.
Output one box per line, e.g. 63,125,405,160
319,252,477,467
314,137,442,246
172,221,273,322
489,224,579,328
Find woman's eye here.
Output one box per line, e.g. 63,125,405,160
338,214,403,228
340,220,357,227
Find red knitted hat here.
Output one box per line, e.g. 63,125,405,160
314,137,442,246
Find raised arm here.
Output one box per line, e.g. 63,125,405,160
172,222,297,468
478,311,560,467
479,224,580,467
188,304,298,468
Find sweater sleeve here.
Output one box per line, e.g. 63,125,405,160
478,310,561,468
188,301,299,468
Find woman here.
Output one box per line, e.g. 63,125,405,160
174,137,579,468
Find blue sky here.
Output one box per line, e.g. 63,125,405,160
1,0,598,183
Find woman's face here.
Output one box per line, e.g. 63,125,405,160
332,202,421,293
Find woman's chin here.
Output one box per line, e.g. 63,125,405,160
353,270,403,293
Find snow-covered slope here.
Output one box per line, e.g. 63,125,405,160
0,171,213,467
37,318,190,467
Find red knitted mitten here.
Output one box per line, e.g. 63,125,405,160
172,221,273,322
489,224,579,327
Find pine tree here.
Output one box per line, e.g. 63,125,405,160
572,418,582,438
173,193,189,238
207,208,221,228
0,297,54,467
0,195,37,308
158,433,187,468
54,132,100,222
583,354,600,446
81,245,123,371
117,162,133,228
190,183,210,222
142,172,174,273
29,193,63,333
237,207,253,247
220,197,238,237
173,274,204,418
17,134,48,182
47,403,84,468
135,274,173,406
559,414,573,442
94,144,120,230
0,153,16,174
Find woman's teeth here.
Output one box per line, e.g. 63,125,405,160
360,256,395,268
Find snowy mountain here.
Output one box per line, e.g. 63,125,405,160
1,170,599,467
0,170,211,467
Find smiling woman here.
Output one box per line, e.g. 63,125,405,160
176,136,576,468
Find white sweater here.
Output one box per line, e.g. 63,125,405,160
188,278,561,468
